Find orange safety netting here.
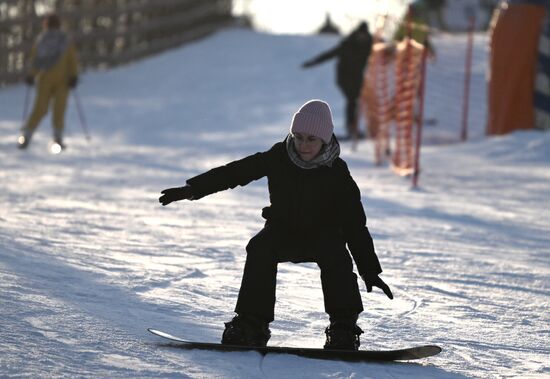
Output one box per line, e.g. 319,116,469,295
361,42,394,165
392,38,425,176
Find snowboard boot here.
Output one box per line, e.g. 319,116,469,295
324,313,363,351
221,314,271,347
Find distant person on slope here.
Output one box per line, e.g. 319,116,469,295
393,0,437,59
158,99,392,351
301,22,373,140
18,13,79,150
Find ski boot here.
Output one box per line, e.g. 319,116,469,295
17,130,33,149
50,135,66,154
221,314,271,347
324,314,363,351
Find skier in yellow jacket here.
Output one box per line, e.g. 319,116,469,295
18,13,79,150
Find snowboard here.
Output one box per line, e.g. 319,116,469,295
148,328,442,362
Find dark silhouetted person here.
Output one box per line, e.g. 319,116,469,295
18,13,79,150
302,22,373,140
393,1,436,59
318,13,340,35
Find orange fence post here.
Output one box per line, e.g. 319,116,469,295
412,44,429,188
461,15,475,141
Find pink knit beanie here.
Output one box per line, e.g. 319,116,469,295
290,100,334,143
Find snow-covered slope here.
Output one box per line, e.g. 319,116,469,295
0,28,548,378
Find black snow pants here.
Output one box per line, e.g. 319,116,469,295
338,76,363,137
234,226,364,323
344,92,359,136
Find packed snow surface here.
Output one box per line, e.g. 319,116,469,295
0,28,549,378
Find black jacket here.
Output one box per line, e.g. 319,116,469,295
304,26,372,96
186,140,382,277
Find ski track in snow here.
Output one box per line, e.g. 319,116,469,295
1,28,549,378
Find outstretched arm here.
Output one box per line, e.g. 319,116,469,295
159,145,277,206
302,44,341,68
159,185,193,206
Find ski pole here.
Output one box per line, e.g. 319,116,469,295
22,85,31,123
72,88,91,141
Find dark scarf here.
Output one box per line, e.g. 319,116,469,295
34,30,68,70
285,134,340,169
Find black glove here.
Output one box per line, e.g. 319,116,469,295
362,273,393,299
159,185,193,206
68,76,78,88
25,75,34,86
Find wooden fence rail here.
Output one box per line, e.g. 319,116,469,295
0,0,233,86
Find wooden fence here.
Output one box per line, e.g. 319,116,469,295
0,0,233,86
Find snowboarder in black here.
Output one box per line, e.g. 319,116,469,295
302,22,373,140
159,100,392,350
